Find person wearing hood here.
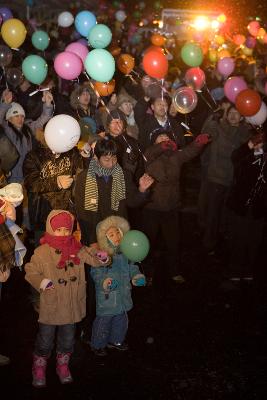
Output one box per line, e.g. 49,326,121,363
70,82,98,121
0,88,54,183
24,210,110,388
90,215,146,356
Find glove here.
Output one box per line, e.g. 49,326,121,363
103,278,119,291
57,175,74,189
132,274,146,287
195,133,210,146
96,250,109,263
160,140,177,152
40,279,55,291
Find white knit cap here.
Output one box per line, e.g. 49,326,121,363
0,183,24,205
6,102,25,120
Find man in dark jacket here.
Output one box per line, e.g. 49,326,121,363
134,95,185,150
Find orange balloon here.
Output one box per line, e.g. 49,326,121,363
94,79,115,96
233,34,246,46
117,53,135,75
151,33,166,47
110,46,121,56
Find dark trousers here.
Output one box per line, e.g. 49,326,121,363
200,181,229,251
142,207,181,281
34,323,76,357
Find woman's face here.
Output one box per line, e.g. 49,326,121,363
78,90,90,107
226,108,242,126
8,115,25,129
119,101,133,116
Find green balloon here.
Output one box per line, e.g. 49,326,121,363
181,42,203,67
22,55,48,85
31,30,50,51
88,24,112,49
84,49,115,83
120,230,150,262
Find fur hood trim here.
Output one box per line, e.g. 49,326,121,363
96,216,130,255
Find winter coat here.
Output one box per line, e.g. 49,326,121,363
91,215,144,316
201,117,252,187
227,143,267,219
23,144,83,230
144,142,202,211
24,210,107,325
0,102,53,183
134,97,185,150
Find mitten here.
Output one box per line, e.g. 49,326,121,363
96,250,109,263
195,133,210,146
103,278,119,291
160,140,177,152
132,274,146,287
40,279,54,291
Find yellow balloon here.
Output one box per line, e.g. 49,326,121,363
1,18,27,48
209,49,217,63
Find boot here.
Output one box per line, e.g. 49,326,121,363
56,353,73,384
32,354,47,388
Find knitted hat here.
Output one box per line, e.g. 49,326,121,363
116,94,136,108
0,183,23,206
6,103,25,120
50,212,73,232
149,128,173,144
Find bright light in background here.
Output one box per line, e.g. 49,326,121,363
158,20,164,29
192,16,210,31
211,20,220,30
217,14,226,23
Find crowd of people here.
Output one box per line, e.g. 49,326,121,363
0,2,267,390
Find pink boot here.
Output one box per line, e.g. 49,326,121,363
56,353,73,384
32,354,47,388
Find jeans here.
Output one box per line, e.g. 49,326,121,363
91,312,128,349
34,323,76,357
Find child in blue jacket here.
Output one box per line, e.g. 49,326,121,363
90,215,146,356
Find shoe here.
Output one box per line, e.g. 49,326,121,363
0,354,10,366
56,353,73,384
107,342,129,351
91,348,107,357
172,275,185,284
32,354,47,388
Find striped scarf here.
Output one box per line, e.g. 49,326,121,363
84,159,126,212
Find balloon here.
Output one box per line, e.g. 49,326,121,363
172,86,198,114
144,45,165,55
217,57,235,78
115,10,127,22
151,33,166,47
110,45,121,56
44,114,81,154
0,7,13,22
84,49,115,83
1,18,27,48
142,50,168,79
6,67,23,87
245,36,257,49
76,38,88,47
74,10,96,38
120,230,150,262
65,42,89,63
242,46,253,56
88,24,112,49
215,35,225,45
31,30,50,51
235,89,261,117
117,53,135,74
181,42,203,67
184,67,205,91
247,21,260,37
217,49,231,59
245,102,267,126
0,45,12,67
94,79,115,96
209,49,217,63
233,34,246,46
54,51,83,80
22,55,48,85
224,76,248,103
58,11,74,27
79,116,97,141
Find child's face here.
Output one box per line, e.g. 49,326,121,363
106,226,122,246
54,227,71,236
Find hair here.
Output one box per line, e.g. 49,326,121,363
94,138,118,159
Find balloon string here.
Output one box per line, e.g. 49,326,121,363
2,67,8,89
29,87,50,97
84,71,111,117
199,92,218,112
131,69,141,79
125,73,138,84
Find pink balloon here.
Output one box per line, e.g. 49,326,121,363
65,42,89,63
247,21,260,37
224,76,248,103
54,51,83,80
184,67,205,91
217,57,235,78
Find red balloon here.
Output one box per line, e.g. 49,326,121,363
142,50,168,79
235,89,261,116
185,67,205,91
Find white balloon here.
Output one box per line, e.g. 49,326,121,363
44,114,81,153
246,102,267,126
115,10,127,22
58,11,74,28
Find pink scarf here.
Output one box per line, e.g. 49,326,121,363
40,233,82,269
